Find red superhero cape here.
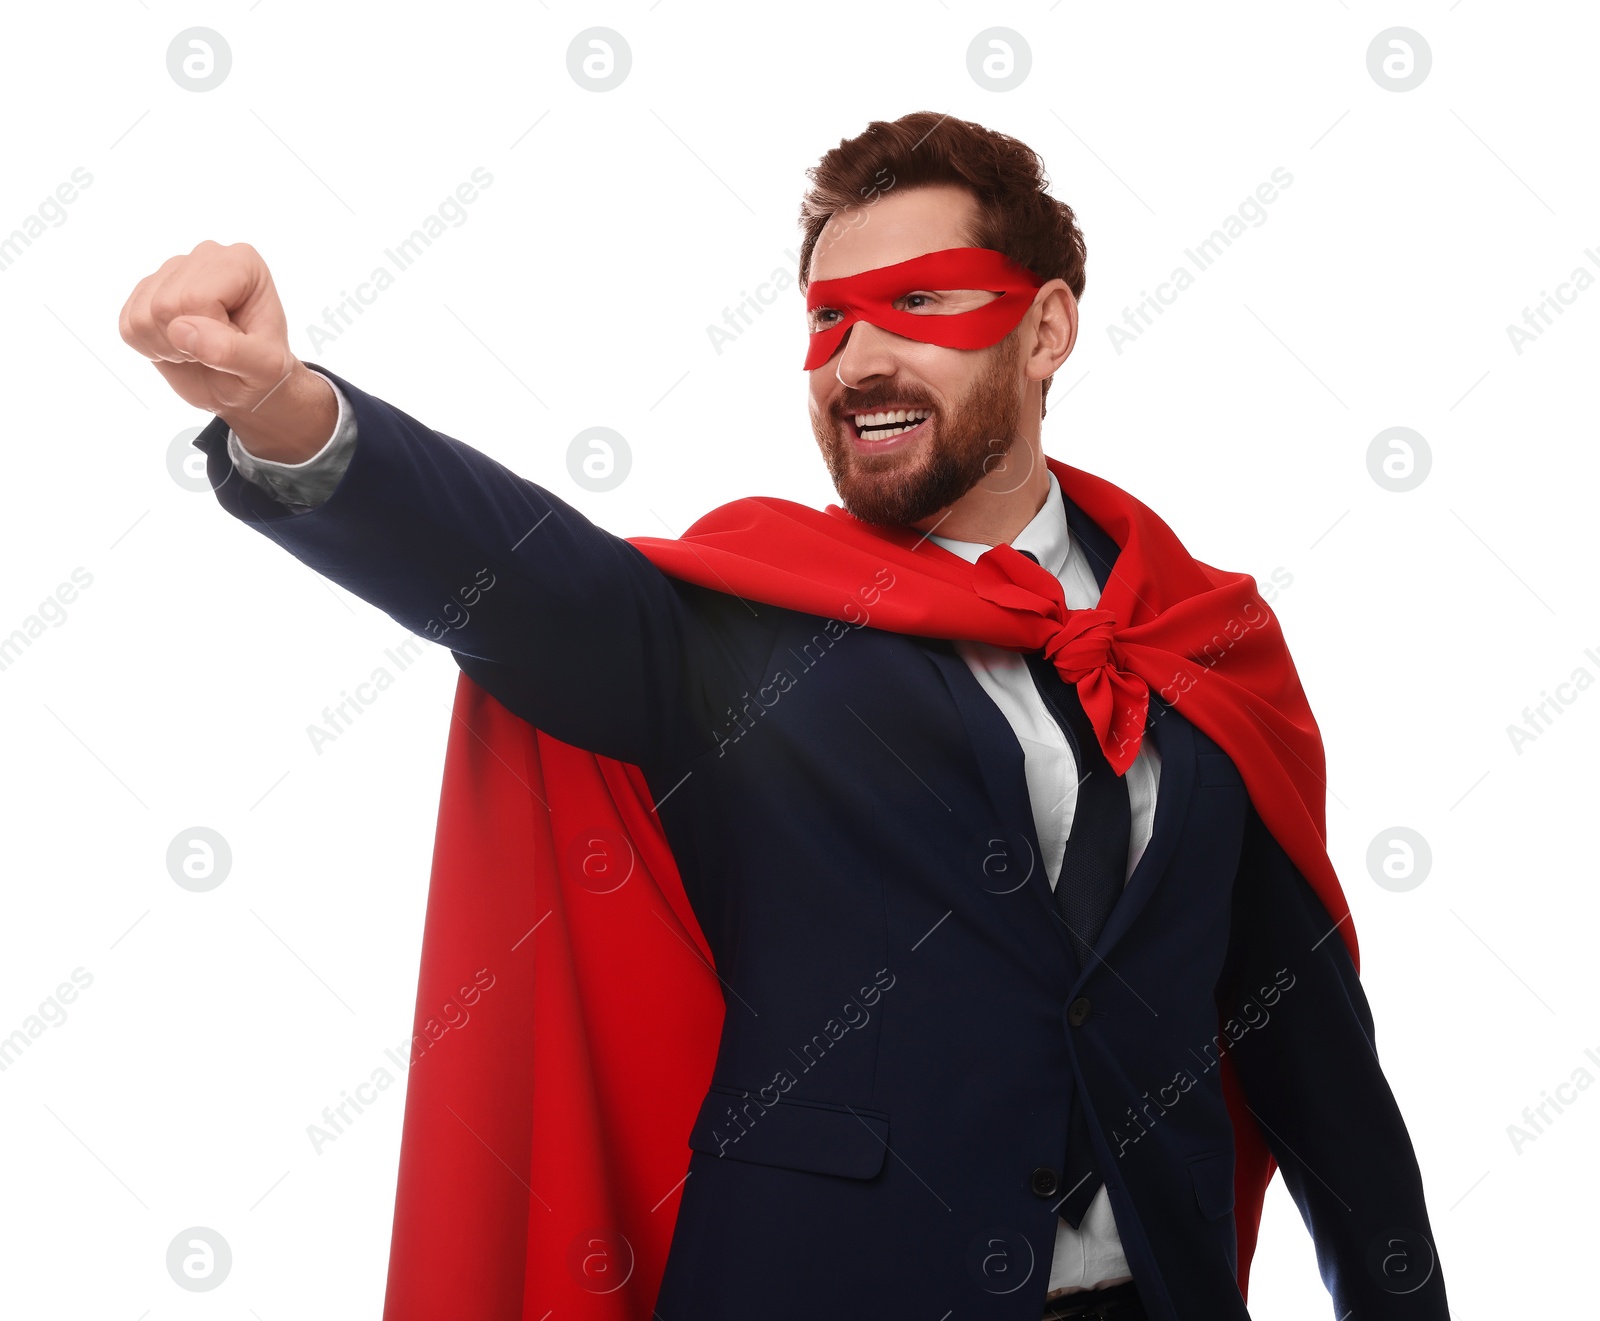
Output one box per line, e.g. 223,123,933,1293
379,456,1356,1319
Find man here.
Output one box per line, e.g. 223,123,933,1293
120,112,1448,1320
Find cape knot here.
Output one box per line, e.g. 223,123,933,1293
1044,608,1120,683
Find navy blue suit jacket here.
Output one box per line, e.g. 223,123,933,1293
193,364,1449,1320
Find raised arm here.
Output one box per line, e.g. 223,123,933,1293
120,240,742,770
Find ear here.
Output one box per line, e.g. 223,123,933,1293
1025,280,1078,385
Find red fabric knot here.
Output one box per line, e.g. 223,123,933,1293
1043,608,1118,680
972,543,1151,776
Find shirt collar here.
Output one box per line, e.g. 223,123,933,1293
924,468,1074,576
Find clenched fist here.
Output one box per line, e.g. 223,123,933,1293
118,239,335,463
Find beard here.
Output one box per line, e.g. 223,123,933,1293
811,329,1026,527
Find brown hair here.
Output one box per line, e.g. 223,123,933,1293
797,110,1087,417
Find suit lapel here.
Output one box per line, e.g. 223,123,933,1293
1084,695,1194,979
915,483,1203,978
921,642,1078,969
1057,487,1197,979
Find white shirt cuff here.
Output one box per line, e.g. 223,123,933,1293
225,369,356,509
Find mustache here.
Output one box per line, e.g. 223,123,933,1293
832,397,937,417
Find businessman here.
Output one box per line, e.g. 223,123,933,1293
120,111,1449,1320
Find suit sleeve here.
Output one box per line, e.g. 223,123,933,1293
1216,806,1450,1319
191,360,730,770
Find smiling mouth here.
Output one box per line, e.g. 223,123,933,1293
849,407,932,442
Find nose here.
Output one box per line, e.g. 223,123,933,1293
831,320,903,391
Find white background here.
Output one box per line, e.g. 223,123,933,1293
1,1,1595,1315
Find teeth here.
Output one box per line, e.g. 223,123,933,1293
865,423,919,439
855,408,930,428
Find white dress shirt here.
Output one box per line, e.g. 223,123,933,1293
225,379,1155,1298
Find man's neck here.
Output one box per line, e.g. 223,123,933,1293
908,440,1052,546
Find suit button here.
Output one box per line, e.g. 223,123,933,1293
1030,1166,1059,1197
1066,996,1092,1027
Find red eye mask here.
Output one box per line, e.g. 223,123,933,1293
803,246,1044,370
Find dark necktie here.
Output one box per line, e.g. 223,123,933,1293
1023,647,1131,970
1016,548,1131,1229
